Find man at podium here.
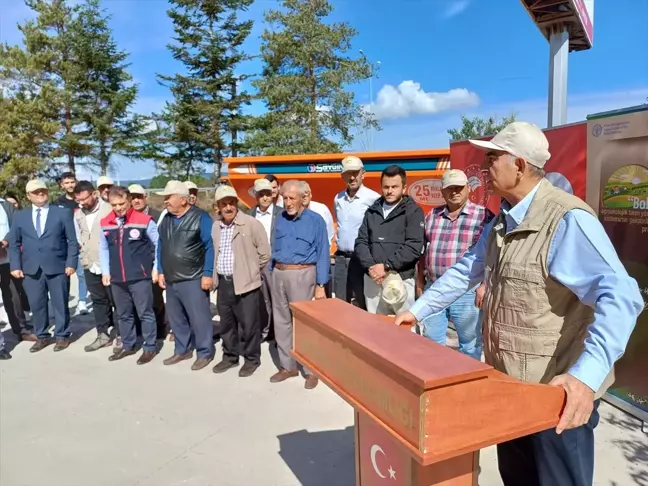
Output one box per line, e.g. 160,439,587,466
396,122,644,486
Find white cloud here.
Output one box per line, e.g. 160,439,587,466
443,0,470,19
370,81,480,120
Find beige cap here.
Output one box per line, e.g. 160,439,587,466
381,272,407,308
128,184,146,195
155,180,189,196
469,121,551,169
341,155,364,173
97,176,114,187
215,185,238,202
184,180,198,190
442,169,468,189
26,179,47,193
253,178,273,193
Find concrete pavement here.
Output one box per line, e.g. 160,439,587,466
1,313,646,486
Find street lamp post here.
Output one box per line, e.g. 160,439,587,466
359,49,380,151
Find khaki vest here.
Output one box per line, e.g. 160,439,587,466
482,179,614,399
74,201,113,269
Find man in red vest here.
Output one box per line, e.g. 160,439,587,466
99,186,160,365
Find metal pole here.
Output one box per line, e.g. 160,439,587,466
547,24,569,128
369,66,374,151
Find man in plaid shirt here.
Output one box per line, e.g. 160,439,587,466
416,169,493,359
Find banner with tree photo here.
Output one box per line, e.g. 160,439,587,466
586,105,648,421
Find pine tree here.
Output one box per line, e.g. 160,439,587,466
0,0,93,174
73,0,142,175
447,114,517,141
152,0,255,180
245,0,377,155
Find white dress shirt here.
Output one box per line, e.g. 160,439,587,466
255,204,274,245
32,204,50,236
308,200,335,243
334,185,380,252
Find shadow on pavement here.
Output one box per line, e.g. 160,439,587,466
277,426,355,486
607,411,648,486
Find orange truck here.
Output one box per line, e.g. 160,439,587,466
224,149,451,216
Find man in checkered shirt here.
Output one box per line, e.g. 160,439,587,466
416,169,493,359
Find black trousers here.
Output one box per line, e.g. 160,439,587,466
497,400,600,486
84,270,115,337
0,263,32,336
152,282,167,339
333,253,366,310
217,275,262,366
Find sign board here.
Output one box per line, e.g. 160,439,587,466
587,105,648,421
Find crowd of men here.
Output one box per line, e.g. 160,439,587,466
0,121,644,486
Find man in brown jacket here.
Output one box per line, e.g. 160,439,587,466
211,185,270,377
397,122,643,486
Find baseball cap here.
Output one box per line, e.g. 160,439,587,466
155,180,189,196
184,180,198,190
253,178,273,193
442,169,468,189
128,184,146,195
381,272,407,308
97,176,114,187
26,179,47,193
468,122,551,169
341,155,364,173
215,185,238,202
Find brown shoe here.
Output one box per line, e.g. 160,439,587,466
239,362,259,378
20,333,38,342
163,352,193,366
137,350,157,365
191,356,214,371
212,359,239,374
270,369,299,383
304,376,319,390
30,338,54,353
53,338,71,352
108,348,137,362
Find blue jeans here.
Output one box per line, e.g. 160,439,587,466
77,259,87,304
421,286,482,360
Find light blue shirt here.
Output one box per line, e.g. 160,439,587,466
410,182,644,392
334,184,380,253
31,204,50,235
99,218,159,276
0,199,10,265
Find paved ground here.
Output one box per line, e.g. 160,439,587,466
1,307,646,486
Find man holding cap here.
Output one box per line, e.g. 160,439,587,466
97,176,114,203
156,180,215,371
334,155,379,309
211,185,270,377
416,169,493,359
9,179,79,352
397,122,644,486
249,178,281,341
129,184,167,341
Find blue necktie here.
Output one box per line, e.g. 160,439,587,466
36,208,42,237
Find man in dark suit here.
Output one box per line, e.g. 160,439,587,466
9,179,79,352
248,178,281,341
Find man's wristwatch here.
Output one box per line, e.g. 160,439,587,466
317,284,325,289
384,263,391,272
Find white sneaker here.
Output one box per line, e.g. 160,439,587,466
77,301,89,315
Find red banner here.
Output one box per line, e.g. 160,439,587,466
449,122,588,213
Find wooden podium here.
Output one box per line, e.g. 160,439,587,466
291,299,566,486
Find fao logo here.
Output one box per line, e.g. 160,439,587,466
592,124,603,137
307,164,317,173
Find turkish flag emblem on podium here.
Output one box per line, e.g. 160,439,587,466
357,412,411,486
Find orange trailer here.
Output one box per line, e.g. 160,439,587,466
224,149,450,216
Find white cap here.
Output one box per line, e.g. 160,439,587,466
468,122,551,169
253,178,273,193
341,155,364,173
215,185,238,202
128,184,146,195
381,273,407,308
97,176,114,187
184,180,198,190
26,179,47,193
155,180,189,196
442,169,468,189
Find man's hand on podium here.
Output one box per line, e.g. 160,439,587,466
549,373,595,434
395,311,417,327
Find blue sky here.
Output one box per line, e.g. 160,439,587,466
2,0,647,181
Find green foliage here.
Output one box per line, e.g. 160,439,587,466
244,0,378,155
447,113,517,142
146,0,254,180
148,173,212,189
